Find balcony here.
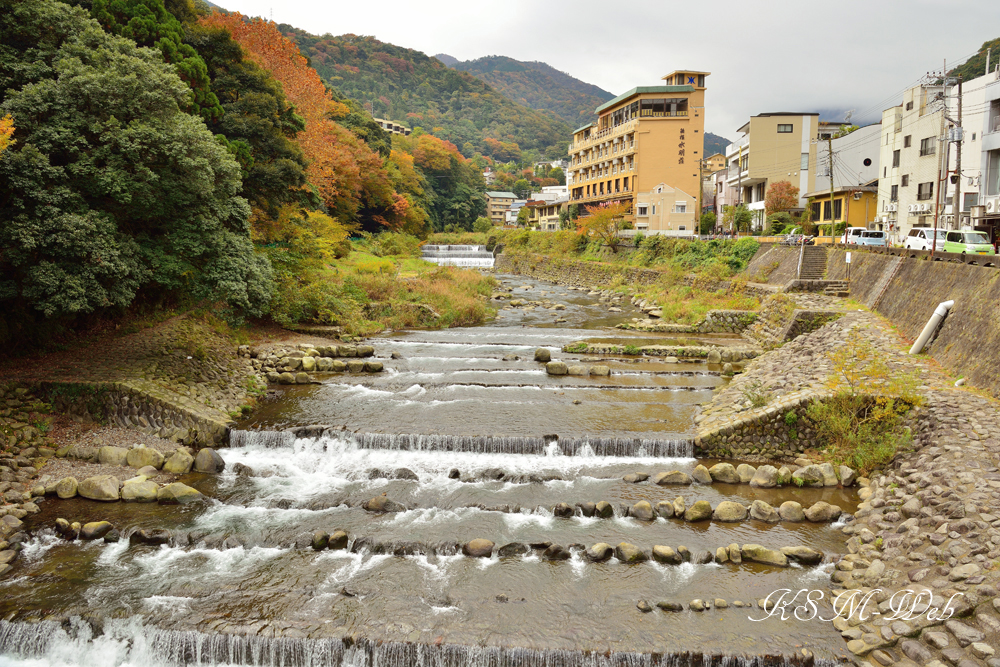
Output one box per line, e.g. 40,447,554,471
990,115,1000,134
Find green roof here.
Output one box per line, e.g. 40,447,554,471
594,85,695,115
485,191,516,199
573,122,595,134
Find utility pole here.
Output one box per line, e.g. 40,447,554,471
931,60,946,260
828,135,835,240
736,144,743,235
955,76,963,229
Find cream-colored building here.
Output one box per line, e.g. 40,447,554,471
373,117,411,136
526,197,569,231
633,183,696,236
566,70,708,221
485,191,516,225
725,113,821,227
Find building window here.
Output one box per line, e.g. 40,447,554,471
963,193,979,211
904,135,911,148
890,185,898,201
823,201,831,220
987,150,1000,196
906,101,914,111
637,205,648,216
679,225,687,231
917,182,934,200
777,124,793,133
801,153,809,170
675,202,687,213
652,205,656,215
919,137,936,156
811,202,821,220
892,150,900,168
833,199,842,220
901,175,909,186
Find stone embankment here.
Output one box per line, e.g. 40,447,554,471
246,343,383,384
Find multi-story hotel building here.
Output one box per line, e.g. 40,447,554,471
566,70,708,226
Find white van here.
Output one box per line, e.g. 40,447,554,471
904,227,946,252
840,227,866,244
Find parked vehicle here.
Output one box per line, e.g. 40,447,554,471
841,227,867,244
856,230,887,247
943,230,996,255
903,227,946,252
781,233,815,246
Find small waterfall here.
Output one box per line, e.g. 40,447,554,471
229,429,693,458
0,619,840,667
421,244,494,268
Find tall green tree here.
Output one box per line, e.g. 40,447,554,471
0,0,271,340
89,0,224,121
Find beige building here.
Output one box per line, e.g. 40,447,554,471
567,70,709,221
526,197,569,231
373,117,411,136
484,191,516,225
704,152,726,173
634,183,696,235
725,113,821,227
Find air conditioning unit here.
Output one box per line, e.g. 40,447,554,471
971,205,986,220
909,204,917,213
921,204,930,212
889,204,897,212
987,200,996,213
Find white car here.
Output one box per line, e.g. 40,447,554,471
841,227,867,244
903,227,946,252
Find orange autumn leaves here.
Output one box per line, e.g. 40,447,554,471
0,115,14,155
200,12,398,228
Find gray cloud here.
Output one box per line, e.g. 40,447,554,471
222,0,1000,140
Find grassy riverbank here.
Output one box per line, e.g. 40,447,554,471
267,232,495,336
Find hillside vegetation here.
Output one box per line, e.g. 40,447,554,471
452,56,613,129
278,28,572,160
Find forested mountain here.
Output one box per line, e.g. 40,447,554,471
948,36,1000,82
278,28,571,160
450,55,613,129
704,133,731,157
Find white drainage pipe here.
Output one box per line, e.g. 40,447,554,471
909,300,954,354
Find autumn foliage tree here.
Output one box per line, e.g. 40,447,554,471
576,201,631,252
0,114,13,155
764,180,800,216
200,12,400,231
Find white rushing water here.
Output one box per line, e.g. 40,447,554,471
420,244,494,268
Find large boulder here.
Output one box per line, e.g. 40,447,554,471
131,528,171,545
817,462,839,487
652,545,682,564
622,472,649,483
838,466,857,487
553,502,574,518
585,543,614,562
546,361,568,376
804,501,842,522
156,482,203,504
498,542,530,558
654,501,674,518
778,501,805,522
194,448,225,474
126,447,164,470
740,544,788,567
362,496,405,513
652,471,692,485
78,475,120,502
615,542,648,563
691,465,712,484
736,464,756,483
683,500,713,522
80,521,114,541
542,545,572,561
749,465,778,488
462,539,495,558
163,449,194,474
590,365,611,376
121,481,159,503
55,477,79,499
712,501,747,522
98,446,129,467
708,463,740,484
781,546,824,565
629,500,655,521
300,356,317,372
534,348,551,363
328,530,349,550
791,465,825,488
749,500,780,523
672,496,686,517
595,501,614,518
311,531,329,551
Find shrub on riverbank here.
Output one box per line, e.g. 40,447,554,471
809,329,920,475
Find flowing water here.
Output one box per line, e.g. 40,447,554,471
420,245,495,268
0,271,852,666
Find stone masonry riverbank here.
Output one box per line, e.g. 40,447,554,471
694,299,1000,666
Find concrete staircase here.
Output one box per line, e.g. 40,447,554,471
822,280,850,297
798,246,828,280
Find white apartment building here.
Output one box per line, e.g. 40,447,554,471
973,67,1000,242
814,123,881,193
877,72,990,242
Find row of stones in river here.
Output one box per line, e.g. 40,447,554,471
620,460,860,488
237,344,384,384
358,492,846,525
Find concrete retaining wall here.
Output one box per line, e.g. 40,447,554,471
742,245,803,285
826,248,1000,399
696,392,821,459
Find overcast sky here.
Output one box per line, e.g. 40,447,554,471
221,0,1000,140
